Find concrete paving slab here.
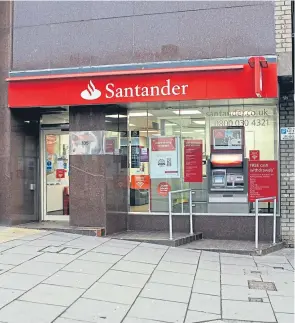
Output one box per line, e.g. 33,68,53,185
0,272,45,291
99,270,149,288
112,260,156,275
140,282,191,303
276,312,295,323
44,270,99,289
0,300,65,323
185,310,221,323
0,288,24,309
220,256,256,266
162,248,200,264
11,260,64,276
195,268,220,282
189,293,221,314
79,252,122,264
62,298,130,323
2,245,44,255
33,253,78,264
193,279,220,296
221,264,258,275
62,259,112,276
222,284,269,302
55,318,90,323
198,260,220,271
26,239,65,247
123,247,165,265
0,253,37,266
150,270,194,287
222,299,277,322
0,263,14,274
221,273,262,286
269,295,295,313
123,318,164,323
20,283,84,306
92,245,133,256
157,260,197,275
84,282,141,304
128,297,187,323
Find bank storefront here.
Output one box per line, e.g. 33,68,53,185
7,56,279,239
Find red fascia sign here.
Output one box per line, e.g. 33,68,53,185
7,61,277,108
184,140,203,183
248,161,278,202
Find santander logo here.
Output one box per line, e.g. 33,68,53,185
80,79,189,101
80,80,102,100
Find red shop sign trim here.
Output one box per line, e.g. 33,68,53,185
7,62,277,108
248,161,278,203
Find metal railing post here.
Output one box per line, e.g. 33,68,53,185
168,191,173,240
189,190,193,235
255,198,259,249
273,198,277,244
255,196,277,249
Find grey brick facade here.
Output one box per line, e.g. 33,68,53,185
279,82,294,247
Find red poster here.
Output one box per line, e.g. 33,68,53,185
157,182,171,197
249,150,260,161
105,139,115,153
184,140,203,182
151,137,176,151
56,169,65,179
248,161,278,202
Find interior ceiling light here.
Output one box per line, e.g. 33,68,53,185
174,131,193,134
129,123,135,126
193,120,206,124
172,110,201,115
106,114,127,118
165,123,177,126
129,112,153,117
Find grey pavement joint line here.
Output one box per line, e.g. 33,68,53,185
0,234,111,316
183,249,202,322
119,244,170,323
52,239,139,323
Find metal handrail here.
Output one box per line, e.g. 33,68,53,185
255,196,277,249
168,189,193,240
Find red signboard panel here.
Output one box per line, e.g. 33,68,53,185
56,169,66,179
157,182,171,197
248,161,278,202
184,140,203,183
151,137,176,151
7,63,277,108
249,150,260,161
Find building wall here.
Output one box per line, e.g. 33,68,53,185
275,0,293,76
275,0,294,246
12,1,275,71
279,86,294,247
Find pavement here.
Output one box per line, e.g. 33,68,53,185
0,227,294,323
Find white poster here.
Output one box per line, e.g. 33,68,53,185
149,136,180,179
69,131,105,155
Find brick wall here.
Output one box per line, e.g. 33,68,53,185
279,85,294,247
275,0,292,76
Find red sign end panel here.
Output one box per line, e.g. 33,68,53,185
184,140,203,183
8,62,278,108
248,161,278,202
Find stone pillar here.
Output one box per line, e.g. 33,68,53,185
69,105,128,234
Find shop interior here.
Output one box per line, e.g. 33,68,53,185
40,98,278,219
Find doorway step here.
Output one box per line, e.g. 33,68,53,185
109,231,203,247
179,239,285,256
17,221,106,237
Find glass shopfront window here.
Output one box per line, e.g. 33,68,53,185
126,99,278,214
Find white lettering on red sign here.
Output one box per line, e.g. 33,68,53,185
81,79,189,101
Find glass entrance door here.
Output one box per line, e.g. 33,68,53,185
41,130,70,221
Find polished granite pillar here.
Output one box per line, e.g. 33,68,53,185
69,105,128,234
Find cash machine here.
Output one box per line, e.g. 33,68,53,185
207,126,249,213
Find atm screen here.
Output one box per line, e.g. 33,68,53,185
211,153,243,167
214,176,224,184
